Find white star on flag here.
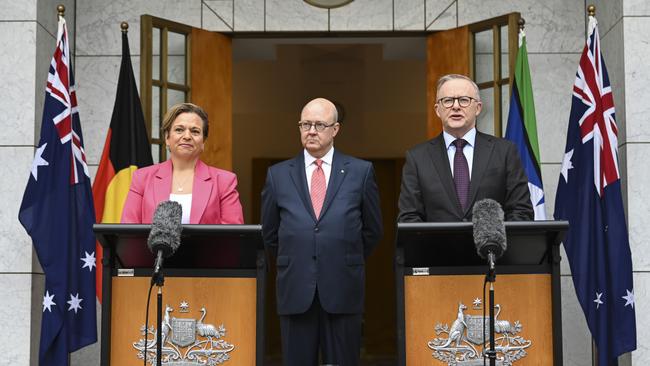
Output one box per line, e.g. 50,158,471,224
31,143,49,181
67,293,83,314
561,149,574,183
81,251,96,272
42,290,56,312
622,289,635,308
594,291,604,309
473,298,482,308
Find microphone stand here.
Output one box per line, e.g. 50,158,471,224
485,251,497,366
152,251,165,366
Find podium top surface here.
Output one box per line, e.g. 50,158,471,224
397,220,568,233
396,220,568,267
94,224,263,269
94,223,261,236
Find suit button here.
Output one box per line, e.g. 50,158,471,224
314,227,319,232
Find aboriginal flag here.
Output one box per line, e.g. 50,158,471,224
92,30,153,301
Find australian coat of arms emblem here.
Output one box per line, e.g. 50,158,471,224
133,302,236,365
428,302,531,366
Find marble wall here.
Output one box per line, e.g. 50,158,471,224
590,0,649,363
1,2,45,365
620,0,650,364
1,0,71,363
5,0,646,364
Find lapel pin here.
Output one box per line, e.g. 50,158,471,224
340,169,345,174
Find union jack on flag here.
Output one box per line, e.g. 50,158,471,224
18,16,97,365
554,14,636,365
45,19,89,183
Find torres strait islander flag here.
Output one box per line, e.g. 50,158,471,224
505,27,546,220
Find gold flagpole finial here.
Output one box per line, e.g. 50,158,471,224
121,22,129,33
587,5,596,16
518,18,526,31
57,4,65,18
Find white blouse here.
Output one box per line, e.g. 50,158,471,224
169,193,192,224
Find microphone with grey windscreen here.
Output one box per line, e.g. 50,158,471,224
472,198,507,269
147,200,183,281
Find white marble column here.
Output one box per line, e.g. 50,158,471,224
620,0,650,364
0,1,74,364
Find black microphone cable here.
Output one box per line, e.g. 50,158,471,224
483,275,488,366
143,281,154,366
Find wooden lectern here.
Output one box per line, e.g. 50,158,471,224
395,221,568,366
95,224,265,366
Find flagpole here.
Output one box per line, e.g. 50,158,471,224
585,6,599,365
588,6,599,365
587,4,596,38
58,3,71,364
58,5,69,366
518,18,525,47
57,4,64,20
58,7,71,366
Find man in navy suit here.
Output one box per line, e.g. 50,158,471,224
261,98,383,366
398,74,533,222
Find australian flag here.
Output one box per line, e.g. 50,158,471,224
18,16,97,365
554,15,636,365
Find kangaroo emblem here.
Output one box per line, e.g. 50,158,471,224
439,302,468,347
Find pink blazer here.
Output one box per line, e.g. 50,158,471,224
121,159,244,224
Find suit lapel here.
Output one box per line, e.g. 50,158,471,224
318,150,348,220
153,159,173,205
289,154,317,221
428,135,464,217
466,132,495,215
190,160,213,224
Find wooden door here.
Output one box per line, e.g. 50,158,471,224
427,26,470,139
190,28,232,170
140,15,232,169
427,13,520,139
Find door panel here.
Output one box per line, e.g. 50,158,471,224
140,15,232,169
427,13,520,139
190,29,232,170
427,26,470,139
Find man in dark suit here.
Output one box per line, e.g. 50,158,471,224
398,74,533,222
261,98,383,366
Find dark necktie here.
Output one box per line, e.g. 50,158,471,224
453,139,470,211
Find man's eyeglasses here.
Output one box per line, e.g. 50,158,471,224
437,96,477,109
298,121,337,132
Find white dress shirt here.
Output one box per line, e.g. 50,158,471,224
304,146,334,191
169,193,192,224
443,128,476,178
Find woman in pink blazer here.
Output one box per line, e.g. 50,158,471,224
121,103,243,224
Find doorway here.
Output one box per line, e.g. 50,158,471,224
232,38,429,223
236,38,427,363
